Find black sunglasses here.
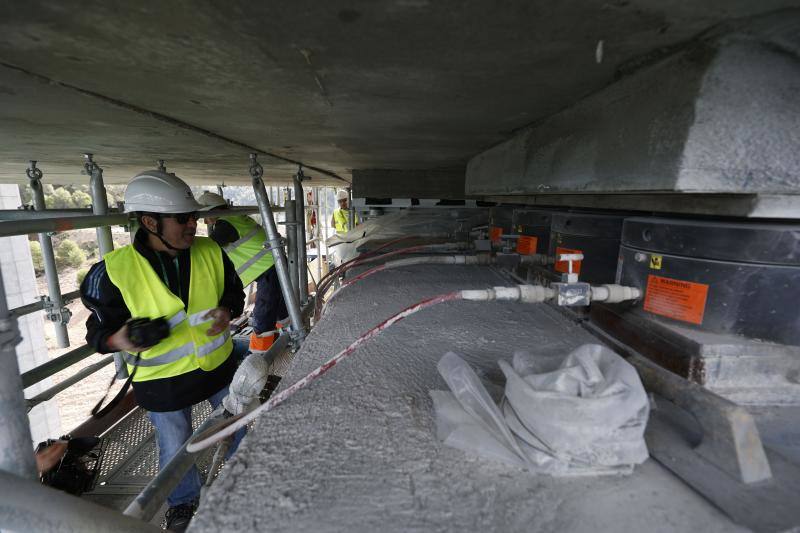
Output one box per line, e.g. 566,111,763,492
162,212,198,224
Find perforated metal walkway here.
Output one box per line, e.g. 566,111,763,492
81,402,218,523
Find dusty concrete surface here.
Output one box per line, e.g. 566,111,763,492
192,265,740,532
466,14,800,196
0,2,798,185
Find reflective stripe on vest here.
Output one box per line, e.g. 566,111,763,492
225,227,261,253
220,215,275,286
104,237,233,382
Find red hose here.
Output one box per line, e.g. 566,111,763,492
187,290,463,452
315,242,440,319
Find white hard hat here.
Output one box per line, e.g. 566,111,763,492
197,191,228,208
124,171,206,213
336,190,349,201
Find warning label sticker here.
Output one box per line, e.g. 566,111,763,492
516,235,539,255
554,247,582,274
643,275,709,325
489,226,503,243
649,255,663,270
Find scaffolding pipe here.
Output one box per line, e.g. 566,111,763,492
284,199,299,300
26,354,115,409
0,208,107,220
86,154,126,378
86,154,114,257
249,154,305,339
0,268,37,479
21,343,95,388
27,161,70,348
319,187,328,265
348,187,355,231
0,470,159,532
315,188,322,286
294,170,309,303
0,212,130,238
10,289,81,318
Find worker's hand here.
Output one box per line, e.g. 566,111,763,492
35,440,68,476
204,307,231,336
106,323,149,353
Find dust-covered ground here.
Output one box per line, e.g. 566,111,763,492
191,264,740,533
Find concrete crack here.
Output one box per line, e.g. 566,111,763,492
299,48,333,107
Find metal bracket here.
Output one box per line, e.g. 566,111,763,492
551,282,591,306
82,152,103,178
40,295,72,325
26,160,43,182
157,159,167,173
249,153,264,180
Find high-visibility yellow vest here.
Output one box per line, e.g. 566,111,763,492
104,237,233,382
333,209,358,235
219,215,274,287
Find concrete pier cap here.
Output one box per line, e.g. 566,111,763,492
465,13,800,199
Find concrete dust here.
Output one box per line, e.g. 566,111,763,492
192,265,741,532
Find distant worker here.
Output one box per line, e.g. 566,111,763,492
197,191,288,353
80,171,246,532
331,189,359,235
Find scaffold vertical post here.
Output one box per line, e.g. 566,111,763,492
293,167,308,303
315,187,322,285
248,154,305,339
348,186,355,231
285,199,299,299
27,161,70,348
86,154,127,378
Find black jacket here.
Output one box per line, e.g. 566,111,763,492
208,219,239,248
80,229,245,412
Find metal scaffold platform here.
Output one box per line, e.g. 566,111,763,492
84,403,215,510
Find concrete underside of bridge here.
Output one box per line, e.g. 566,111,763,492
0,1,799,205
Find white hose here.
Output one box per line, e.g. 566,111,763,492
460,285,555,303
590,284,642,303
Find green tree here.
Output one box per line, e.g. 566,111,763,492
71,190,92,208
55,239,86,268
80,240,98,258
76,269,89,286
29,241,44,274
47,187,75,209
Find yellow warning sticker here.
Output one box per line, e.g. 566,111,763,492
649,255,663,270
643,275,709,325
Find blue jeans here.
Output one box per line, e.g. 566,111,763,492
148,342,249,507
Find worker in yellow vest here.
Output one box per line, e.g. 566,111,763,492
197,191,287,353
80,171,246,532
331,189,359,235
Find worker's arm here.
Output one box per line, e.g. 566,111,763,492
331,213,336,229
208,219,239,248
81,260,132,353
217,245,245,319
